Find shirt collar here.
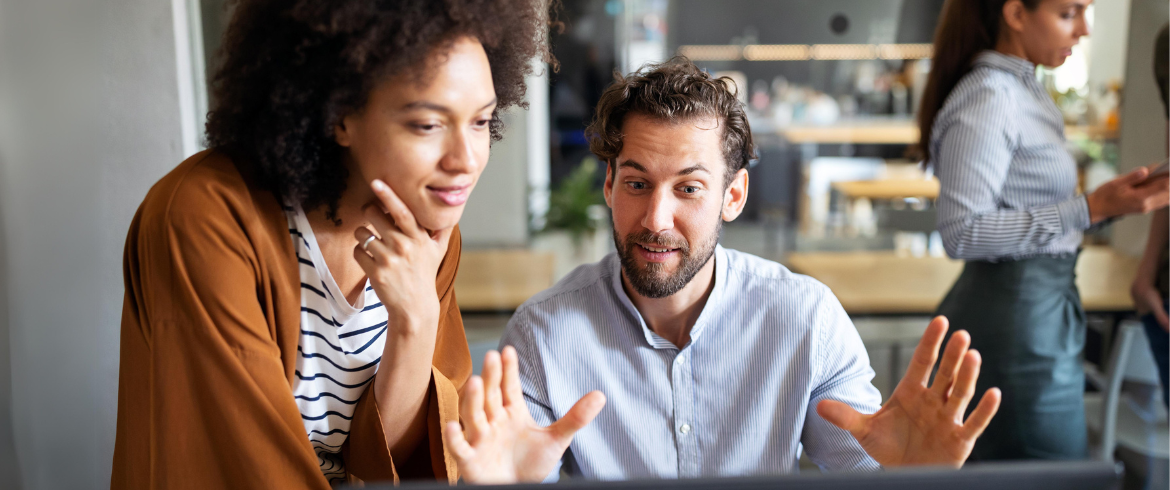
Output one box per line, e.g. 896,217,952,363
972,50,1036,80
610,244,728,350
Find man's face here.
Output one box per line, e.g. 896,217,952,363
604,113,748,298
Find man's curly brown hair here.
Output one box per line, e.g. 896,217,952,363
205,0,553,218
585,57,756,188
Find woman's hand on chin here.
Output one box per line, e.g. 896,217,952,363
352,179,452,335
444,346,606,484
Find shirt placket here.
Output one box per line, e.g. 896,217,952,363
671,348,699,477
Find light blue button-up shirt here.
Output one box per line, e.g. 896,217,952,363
499,245,882,480
932,50,1091,261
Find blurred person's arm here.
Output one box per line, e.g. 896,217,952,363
1131,205,1170,332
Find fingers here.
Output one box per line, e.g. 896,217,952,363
442,421,475,463
361,204,403,251
815,399,866,435
1117,166,1152,185
353,225,390,260
481,350,505,423
960,388,1002,440
500,346,523,409
371,179,425,239
459,375,488,445
547,391,606,442
1156,308,1170,331
352,232,378,271
944,349,982,418
930,330,971,399
432,224,455,249
902,316,949,388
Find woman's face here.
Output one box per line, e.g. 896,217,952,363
335,36,496,232
1009,0,1093,68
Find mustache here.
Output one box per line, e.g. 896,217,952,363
624,230,689,252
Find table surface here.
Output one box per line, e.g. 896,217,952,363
780,120,919,145
785,246,1139,315
454,249,555,311
831,178,940,200
777,120,1114,145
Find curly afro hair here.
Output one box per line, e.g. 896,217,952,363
205,0,553,218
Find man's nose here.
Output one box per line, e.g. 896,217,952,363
640,189,676,234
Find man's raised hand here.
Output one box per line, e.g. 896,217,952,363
816,316,1001,467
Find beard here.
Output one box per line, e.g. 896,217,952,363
614,220,720,299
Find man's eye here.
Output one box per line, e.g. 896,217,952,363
413,123,439,131
681,186,699,194
628,182,646,190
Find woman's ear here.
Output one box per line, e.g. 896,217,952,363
334,117,353,148
1001,0,1027,33
721,168,749,222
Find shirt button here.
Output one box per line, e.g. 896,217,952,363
679,423,691,435
677,355,687,365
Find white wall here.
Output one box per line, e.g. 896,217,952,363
1087,0,1132,88
458,62,553,248
458,109,532,247
0,0,188,487
1111,0,1169,257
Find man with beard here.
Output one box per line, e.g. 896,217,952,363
461,59,1001,481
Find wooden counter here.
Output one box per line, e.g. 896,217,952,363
454,249,555,311
785,246,1139,315
780,120,919,145
831,178,940,200
775,121,1114,146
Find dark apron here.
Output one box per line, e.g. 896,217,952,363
936,253,1087,460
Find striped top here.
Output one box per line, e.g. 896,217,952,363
500,245,882,480
931,50,1091,261
286,205,388,484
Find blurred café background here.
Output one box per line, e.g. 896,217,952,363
0,0,1166,488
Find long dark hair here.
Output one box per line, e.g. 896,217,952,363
918,0,1040,164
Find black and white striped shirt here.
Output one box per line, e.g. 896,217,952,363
286,205,388,484
932,50,1091,261
500,246,882,480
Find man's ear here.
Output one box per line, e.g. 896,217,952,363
603,161,615,209
722,168,749,222
1001,0,1027,34
334,116,354,148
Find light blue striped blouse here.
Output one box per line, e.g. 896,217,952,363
499,245,882,480
932,50,1091,261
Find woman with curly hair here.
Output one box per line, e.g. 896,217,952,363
110,1,598,487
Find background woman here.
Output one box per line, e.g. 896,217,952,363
919,0,1169,460
111,0,554,487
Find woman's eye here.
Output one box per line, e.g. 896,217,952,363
474,118,491,128
413,123,440,132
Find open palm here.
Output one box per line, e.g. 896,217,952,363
817,316,1001,467
443,347,606,484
